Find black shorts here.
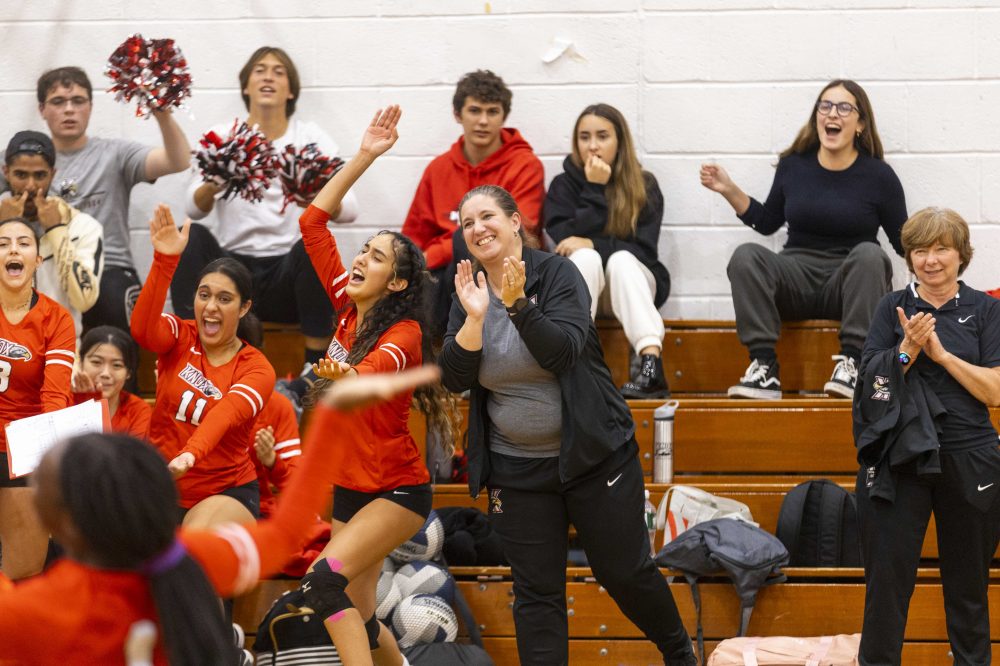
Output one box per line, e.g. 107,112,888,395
332,483,433,523
176,479,261,523
0,453,28,488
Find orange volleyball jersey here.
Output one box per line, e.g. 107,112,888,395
0,292,74,454
132,252,276,507
300,205,429,491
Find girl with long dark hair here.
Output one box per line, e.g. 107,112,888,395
131,206,276,529
700,79,907,400
296,106,456,666
544,103,671,398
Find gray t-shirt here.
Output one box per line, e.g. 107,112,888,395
1,137,152,270
479,292,563,458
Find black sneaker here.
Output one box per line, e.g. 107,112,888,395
620,354,671,399
823,354,857,398
727,359,781,399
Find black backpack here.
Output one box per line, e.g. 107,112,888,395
776,479,862,567
655,518,789,665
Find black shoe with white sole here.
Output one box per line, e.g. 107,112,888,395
823,355,858,398
727,359,781,400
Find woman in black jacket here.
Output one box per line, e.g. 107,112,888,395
543,103,671,398
439,184,694,666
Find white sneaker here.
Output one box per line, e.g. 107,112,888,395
824,355,857,398
727,359,782,400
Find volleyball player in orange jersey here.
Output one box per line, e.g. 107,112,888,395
0,217,74,580
0,366,439,665
297,106,456,665
131,205,275,528
72,325,151,439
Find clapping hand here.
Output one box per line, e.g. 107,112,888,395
455,259,490,320
500,256,526,308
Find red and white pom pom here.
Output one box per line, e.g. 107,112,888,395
277,143,346,213
105,33,192,117
193,120,278,204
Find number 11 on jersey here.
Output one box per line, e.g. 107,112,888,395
175,389,208,425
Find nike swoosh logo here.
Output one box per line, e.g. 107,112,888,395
393,490,409,495
978,483,994,491
959,315,975,323
607,473,623,487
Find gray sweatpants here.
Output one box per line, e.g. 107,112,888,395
727,242,892,353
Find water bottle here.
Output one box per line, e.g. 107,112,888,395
653,400,679,484
644,489,657,556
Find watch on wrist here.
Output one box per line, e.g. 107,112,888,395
506,297,529,316
898,351,911,365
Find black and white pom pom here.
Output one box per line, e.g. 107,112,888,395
105,34,192,117
193,120,278,204
277,143,346,213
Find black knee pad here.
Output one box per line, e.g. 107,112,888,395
364,615,380,649
300,560,353,621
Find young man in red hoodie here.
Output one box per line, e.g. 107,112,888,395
402,70,545,335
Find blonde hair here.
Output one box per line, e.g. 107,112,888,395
901,207,974,275
570,104,648,240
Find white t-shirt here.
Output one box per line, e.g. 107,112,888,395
185,118,358,257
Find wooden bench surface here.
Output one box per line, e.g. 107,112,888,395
598,319,840,393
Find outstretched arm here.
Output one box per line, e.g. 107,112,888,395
130,205,191,354
144,110,193,180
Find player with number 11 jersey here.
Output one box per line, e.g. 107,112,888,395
132,209,275,511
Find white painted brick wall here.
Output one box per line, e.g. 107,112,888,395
2,0,998,319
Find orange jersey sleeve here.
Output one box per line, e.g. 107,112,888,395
352,319,422,376
131,252,184,355
40,300,75,413
258,392,301,489
182,405,354,597
300,205,351,311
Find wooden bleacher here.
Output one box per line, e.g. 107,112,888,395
230,320,1000,663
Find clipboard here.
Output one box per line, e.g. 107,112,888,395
5,399,112,479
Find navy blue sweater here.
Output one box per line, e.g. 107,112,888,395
740,150,907,256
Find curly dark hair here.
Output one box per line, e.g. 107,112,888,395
307,231,459,452
452,69,512,118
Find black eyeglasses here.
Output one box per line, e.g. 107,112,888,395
816,100,858,117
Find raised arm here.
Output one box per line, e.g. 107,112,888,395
144,110,193,180
301,106,402,310
701,161,787,236
130,205,191,354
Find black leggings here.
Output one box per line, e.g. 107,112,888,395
486,441,692,666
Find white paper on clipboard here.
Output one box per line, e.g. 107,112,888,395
5,400,108,479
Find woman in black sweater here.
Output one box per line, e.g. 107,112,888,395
439,184,694,666
544,103,671,398
700,79,907,400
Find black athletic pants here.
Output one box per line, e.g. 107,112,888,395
856,446,1000,666
82,266,142,333
487,441,693,666
169,223,334,340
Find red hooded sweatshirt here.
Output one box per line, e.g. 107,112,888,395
402,127,545,270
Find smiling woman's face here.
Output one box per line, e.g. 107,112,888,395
815,85,863,156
